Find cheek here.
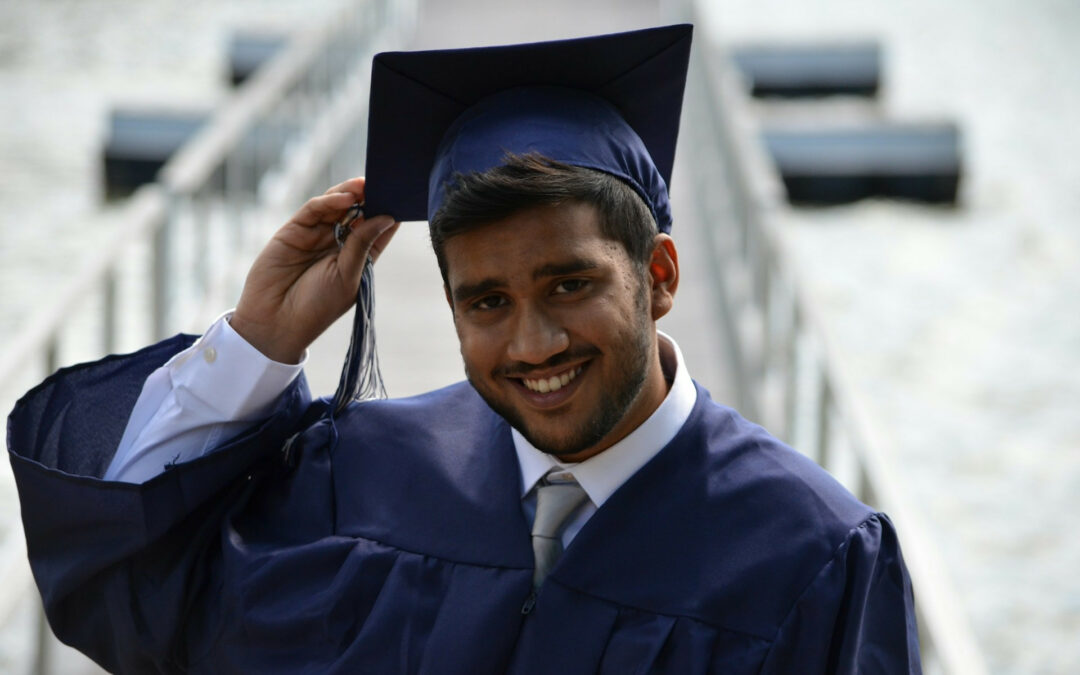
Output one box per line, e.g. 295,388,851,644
581,289,634,325
456,327,498,368
581,289,649,342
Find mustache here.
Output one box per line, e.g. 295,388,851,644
496,345,601,379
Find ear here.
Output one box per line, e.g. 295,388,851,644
647,234,679,321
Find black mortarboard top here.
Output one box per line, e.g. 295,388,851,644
364,24,693,232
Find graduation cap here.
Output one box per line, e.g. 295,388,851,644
363,23,694,232
337,25,694,411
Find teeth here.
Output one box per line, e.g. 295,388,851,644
523,366,582,393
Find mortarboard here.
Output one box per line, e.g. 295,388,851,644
363,24,694,232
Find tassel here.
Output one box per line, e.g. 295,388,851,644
331,205,387,414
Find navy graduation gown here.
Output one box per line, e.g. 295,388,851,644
8,336,921,674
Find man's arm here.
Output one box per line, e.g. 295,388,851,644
105,177,400,482
7,178,400,670
103,314,303,482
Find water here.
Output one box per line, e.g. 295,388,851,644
701,1,1080,672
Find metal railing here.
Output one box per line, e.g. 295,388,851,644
683,13,988,675
0,0,411,670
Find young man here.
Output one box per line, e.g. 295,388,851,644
8,26,921,673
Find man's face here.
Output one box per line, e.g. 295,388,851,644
443,202,669,461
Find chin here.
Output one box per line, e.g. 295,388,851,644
515,422,608,458
472,374,648,458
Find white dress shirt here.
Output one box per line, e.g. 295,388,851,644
105,315,698,545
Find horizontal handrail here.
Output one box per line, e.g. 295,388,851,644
686,7,988,673
0,1,407,670
159,14,332,194
0,185,167,389
0,1,378,391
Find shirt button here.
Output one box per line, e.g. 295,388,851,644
203,347,217,364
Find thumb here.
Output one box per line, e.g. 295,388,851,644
337,214,398,291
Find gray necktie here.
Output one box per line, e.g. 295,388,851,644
531,472,589,590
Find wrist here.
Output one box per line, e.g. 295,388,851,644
228,313,305,365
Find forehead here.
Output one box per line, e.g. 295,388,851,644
443,202,627,288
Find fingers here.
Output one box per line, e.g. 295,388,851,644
290,191,358,228
368,220,401,263
296,177,394,229
337,215,399,289
323,176,366,198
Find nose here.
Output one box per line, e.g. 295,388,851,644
507,303,569,365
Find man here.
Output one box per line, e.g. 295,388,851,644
8,26,920,673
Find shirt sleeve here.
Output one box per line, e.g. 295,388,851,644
103,312,305,483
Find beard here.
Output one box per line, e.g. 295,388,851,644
465,288,654,457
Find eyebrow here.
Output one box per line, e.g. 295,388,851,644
531,259,598,281
451,278,505,303
451,258,600,303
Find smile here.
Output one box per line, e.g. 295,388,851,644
522,366,584,394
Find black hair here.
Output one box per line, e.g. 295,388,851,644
428,153,658,285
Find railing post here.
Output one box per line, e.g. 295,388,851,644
783,300,800,444
859,464,877,508
224,149,245,256
153,196,175,340
760,251,772,374
33,599,49,675
816,370,832,469
193,186,211,299
103,267,118,354
44,337,58,378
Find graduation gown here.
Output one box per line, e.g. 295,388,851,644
7,335,921,674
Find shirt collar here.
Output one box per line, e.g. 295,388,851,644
513,331,697,507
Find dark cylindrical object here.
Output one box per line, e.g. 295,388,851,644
762,123,962,204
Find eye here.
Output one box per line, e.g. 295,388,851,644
553,279,589,295
472,294,508,311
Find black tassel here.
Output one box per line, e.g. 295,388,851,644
331,204,387,414
332,258,386,413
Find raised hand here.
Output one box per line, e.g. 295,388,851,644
231,177,400,364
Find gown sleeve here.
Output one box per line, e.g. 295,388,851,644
105,314,304,482
6,335,312,673
759,513,922,674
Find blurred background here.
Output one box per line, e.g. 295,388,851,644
0,0,1077,673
